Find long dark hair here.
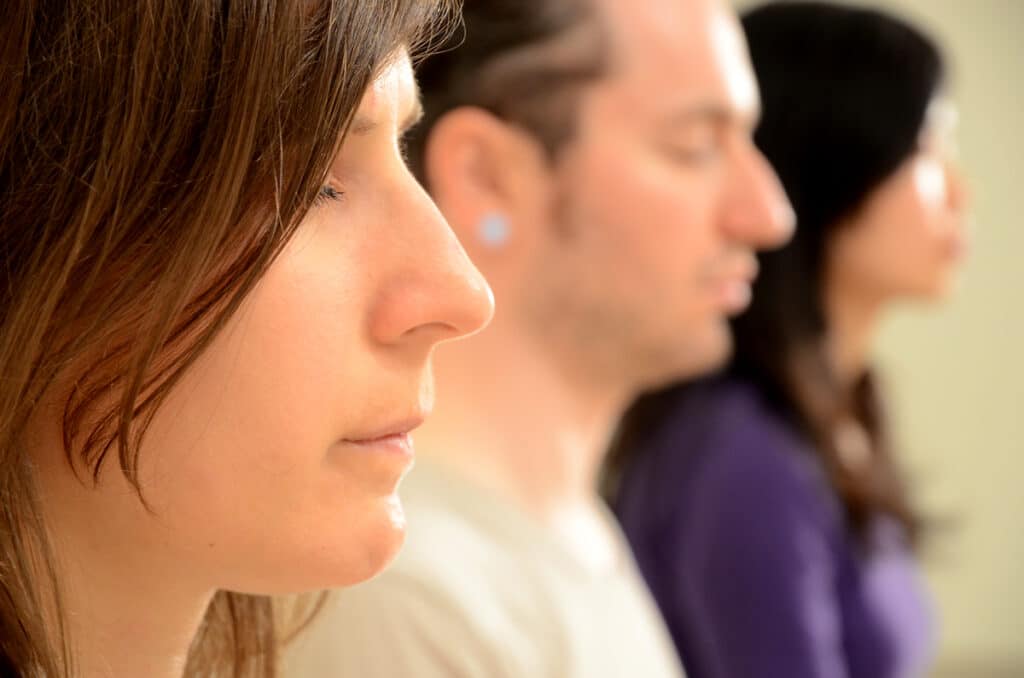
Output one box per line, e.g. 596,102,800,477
609,1,945,547
0,1,456,676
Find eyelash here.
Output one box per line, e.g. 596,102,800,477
312,185,344,208
398,129,415,165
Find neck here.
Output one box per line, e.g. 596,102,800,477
826,280,884,388
62,557,212,678
415,324,631,523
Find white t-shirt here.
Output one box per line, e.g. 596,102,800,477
284,459,685,678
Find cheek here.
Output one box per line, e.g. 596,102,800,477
132,227,404,589
163,229,364,473
551,142,732,369
834,182,953,297
570,143,714,281
840,227,910,288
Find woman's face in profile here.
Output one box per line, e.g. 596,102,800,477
34,52,493,595
828,97,970,302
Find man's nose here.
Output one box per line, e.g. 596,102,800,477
720,142,795,250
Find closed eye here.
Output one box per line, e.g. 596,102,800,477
667,144,722,166
311,184,345,208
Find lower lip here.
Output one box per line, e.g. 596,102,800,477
342,433,415,458
714,278,752,313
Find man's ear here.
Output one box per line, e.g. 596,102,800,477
422,106,552,253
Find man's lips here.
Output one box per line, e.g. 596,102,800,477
705,254,759,313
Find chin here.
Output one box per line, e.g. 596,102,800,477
326,498,408,588
643,324,733,390
244,498,408,595
333,534,406,588
685,322,733,375
695,336,732,375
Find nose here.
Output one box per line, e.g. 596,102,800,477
720,140,795,250
369,181,495,348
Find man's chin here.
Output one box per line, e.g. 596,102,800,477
684,335,732,379
640,326,733,392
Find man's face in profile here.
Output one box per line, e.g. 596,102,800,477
524,0,792,391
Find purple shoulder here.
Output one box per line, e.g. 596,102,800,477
616,376,841,535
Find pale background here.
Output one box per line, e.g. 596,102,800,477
732,1,1023,675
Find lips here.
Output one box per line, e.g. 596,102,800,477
705,253,759,313
708,251,759,283
342,433,415,460
339,422,420,465
729,253,760,283
343,416,425,447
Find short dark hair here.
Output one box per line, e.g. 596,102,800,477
406,0,609,184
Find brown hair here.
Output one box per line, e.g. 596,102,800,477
0,0,456,676
406,0,609,184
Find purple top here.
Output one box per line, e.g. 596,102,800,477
613,378,934,678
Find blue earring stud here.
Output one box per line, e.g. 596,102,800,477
479,212,510,248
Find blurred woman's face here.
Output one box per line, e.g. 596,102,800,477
34,52,494,595
828,98,969,302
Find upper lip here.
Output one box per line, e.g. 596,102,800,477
708,255,759,286
733,254,760,281
343,415,426,443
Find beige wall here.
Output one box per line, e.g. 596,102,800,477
732,1,1024,674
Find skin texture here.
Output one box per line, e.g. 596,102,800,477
524,0,794,389
29,53,494,678
416,0,793,566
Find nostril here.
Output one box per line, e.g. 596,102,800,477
398,320,460,344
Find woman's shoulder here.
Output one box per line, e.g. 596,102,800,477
618,376,839,530
636,376,810,471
